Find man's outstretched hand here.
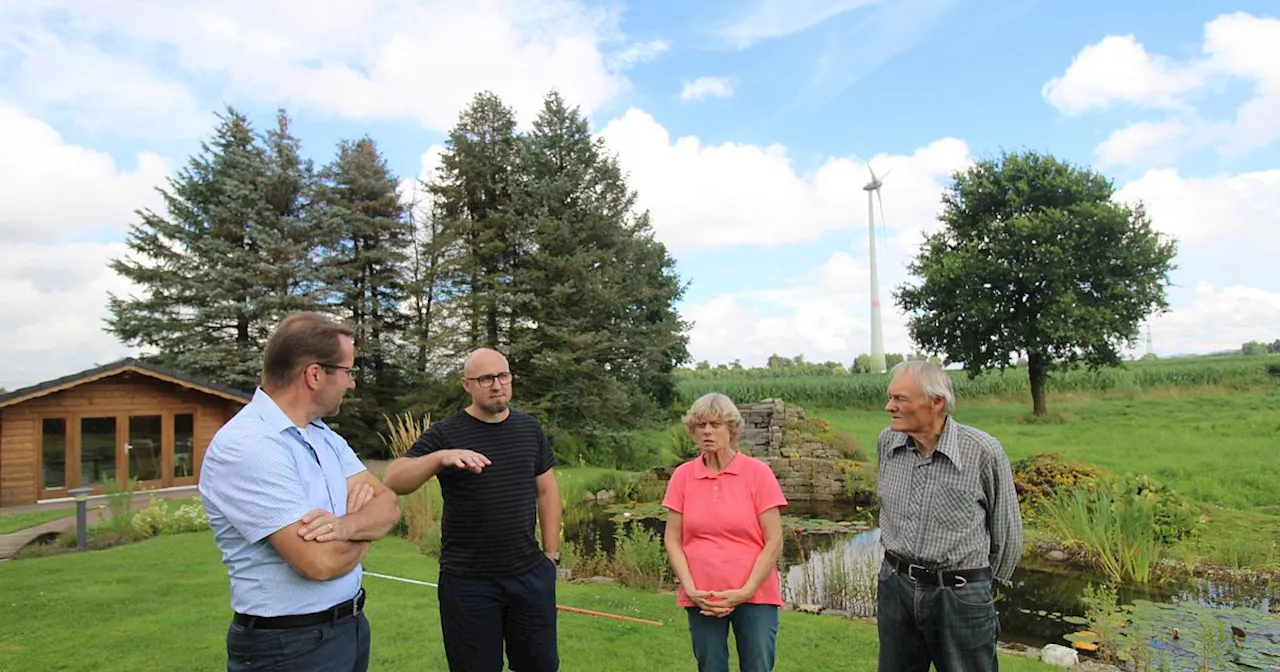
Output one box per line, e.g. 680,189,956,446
439,449,490,473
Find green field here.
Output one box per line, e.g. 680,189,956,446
677,354,1279,409
813,389,1280,564
816,389,1280,510
0,532,1059,672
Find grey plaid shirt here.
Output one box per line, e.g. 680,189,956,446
876,417,1024,584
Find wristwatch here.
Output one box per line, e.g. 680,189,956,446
550,551,561,565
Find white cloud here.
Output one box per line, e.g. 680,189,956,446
719,0,886,49
597,108,971,253
1044,12,1280,157
1041,35,1202,116
0,241,139,391
1094,120,1194,168
1114,167,1280,243
1147,282,1280,356
684,251,917,366
611,39,670,68
680,76,736,102
0,0,634,133
2,30,210,138
0,104,168,242
1202,12,1280,155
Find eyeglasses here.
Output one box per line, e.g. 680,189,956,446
463,371,513,387
317,363,360,378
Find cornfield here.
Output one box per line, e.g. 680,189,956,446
677,356,1276,409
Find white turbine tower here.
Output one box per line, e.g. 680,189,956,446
863,164,891,374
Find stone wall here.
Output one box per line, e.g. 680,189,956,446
738,399,846,502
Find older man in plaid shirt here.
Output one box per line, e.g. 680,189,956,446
875,360,1023,672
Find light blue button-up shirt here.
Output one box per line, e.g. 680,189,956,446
199,388,366,616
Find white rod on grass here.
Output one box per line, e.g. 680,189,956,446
364,571,438,588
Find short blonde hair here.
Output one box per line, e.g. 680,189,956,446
682,393,743,445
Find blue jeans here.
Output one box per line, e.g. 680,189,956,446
685,603,779,672
226,611,370,672
437,558,559,671
876,561,1000,672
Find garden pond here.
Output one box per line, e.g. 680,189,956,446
564,502,1279,670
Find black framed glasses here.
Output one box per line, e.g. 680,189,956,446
317,363,360,377
463,371,513,387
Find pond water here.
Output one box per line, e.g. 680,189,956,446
564,505,1277,652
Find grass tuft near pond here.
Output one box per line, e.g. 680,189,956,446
0,532,1063,672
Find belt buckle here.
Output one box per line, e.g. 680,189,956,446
906,563,927,582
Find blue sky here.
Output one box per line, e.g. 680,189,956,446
1,0,1278,388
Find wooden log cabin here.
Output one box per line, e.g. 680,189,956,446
0,358,251,506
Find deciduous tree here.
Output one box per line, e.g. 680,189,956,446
895,151,1177,416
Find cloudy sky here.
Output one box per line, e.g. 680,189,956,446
2,0,1278,388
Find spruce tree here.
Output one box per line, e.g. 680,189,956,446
106,107,320,390
314,137,411,449
426,91,526,355
510,91,689,463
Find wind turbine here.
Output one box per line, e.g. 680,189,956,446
863,164,891,375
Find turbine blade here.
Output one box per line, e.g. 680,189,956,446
880,166,895,181
867,163,878,183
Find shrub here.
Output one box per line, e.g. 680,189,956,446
1012,452,1101,519
609,523,670,591
1105,473,1203,545
666,423,698,462
837,460,877,503
782,412,867,461
131,498,209,537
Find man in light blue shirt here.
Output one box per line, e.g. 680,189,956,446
200,312,402,672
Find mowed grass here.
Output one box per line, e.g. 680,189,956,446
0,508,76,535
0,532,1060,672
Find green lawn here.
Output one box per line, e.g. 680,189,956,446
818,389,1280,510
0,508,77,535
814,389,1280,568
0,532,1059,672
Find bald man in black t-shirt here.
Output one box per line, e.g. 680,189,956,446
384,348,562,672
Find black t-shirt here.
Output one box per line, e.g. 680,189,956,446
405,409,555,577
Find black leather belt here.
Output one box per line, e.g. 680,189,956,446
885,551,992,588
233,588,365,630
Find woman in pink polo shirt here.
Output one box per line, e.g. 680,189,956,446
662,392,788,672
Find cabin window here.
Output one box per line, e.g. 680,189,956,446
80,417,117,486
174,413,195,478
41,418,67,489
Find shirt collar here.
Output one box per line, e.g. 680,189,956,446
249,387,328,437
691,450,744,479
891,417,964,470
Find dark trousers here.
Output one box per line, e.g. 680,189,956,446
876,561,1000,672
438,558,559,671
685,603,779,672
226,610,370,672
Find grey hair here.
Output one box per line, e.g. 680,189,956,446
683,392,743,446
890,360,956,415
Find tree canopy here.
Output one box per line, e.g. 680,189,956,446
894,150,1178,416
106,93,690,465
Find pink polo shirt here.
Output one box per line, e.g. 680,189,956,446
662,451,788,607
